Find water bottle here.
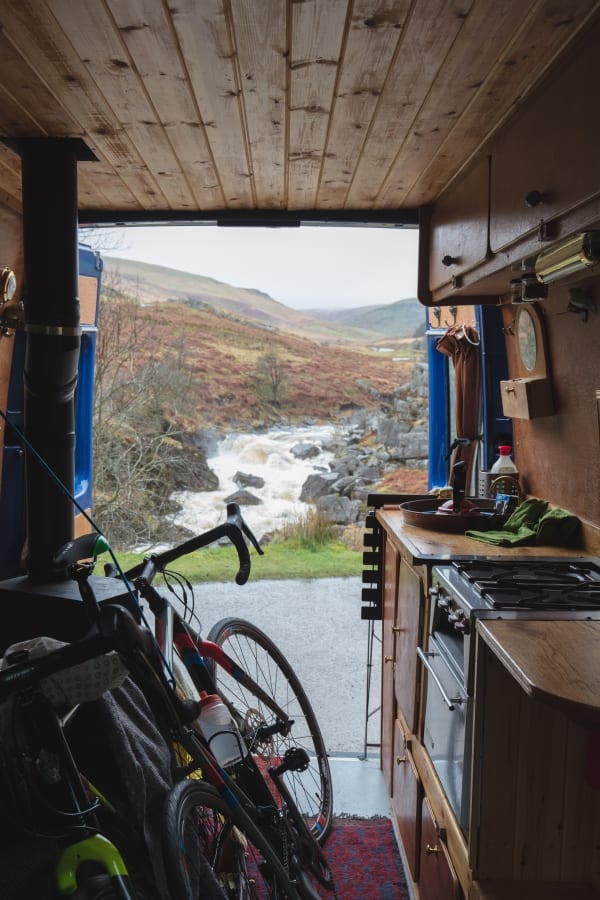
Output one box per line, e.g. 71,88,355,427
490,445,518,474
197,691,246,767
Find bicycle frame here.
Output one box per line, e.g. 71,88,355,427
152,593,289,723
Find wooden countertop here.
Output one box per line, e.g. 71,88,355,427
477,619,600,723
376,506,589,565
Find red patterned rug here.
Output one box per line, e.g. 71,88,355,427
319,816,409,899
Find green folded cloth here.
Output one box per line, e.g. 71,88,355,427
466,498,581,547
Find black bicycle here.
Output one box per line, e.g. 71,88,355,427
116,503,335,898
17,503,335,899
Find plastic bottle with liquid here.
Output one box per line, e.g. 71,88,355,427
197,691,246,767
490,445,518,474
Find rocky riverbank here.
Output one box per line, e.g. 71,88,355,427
206,363,429,534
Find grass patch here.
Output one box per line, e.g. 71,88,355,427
107,539,362,583
272,506,337,551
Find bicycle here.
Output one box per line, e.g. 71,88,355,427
0,528,328,897
121,504,333,845
52,503,336,899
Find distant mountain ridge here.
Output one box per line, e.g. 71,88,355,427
306,298,423,338
102,255,422,341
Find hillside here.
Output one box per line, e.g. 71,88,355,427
98,293,416,432
305,297,424,338
101,256,420,342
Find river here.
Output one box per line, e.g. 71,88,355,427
170,424,340,539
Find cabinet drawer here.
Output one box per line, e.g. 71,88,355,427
419,797,462,900
391,718,421,882
500,376,554,419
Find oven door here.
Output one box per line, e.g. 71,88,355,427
418,636,472,837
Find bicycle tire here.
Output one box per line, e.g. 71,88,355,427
205,619,333,844
162,780,301,900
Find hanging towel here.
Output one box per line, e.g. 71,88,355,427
466,498,581,547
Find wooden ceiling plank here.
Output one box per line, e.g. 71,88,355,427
404,0,600,204
377,0,537,206
105,0,224,210
48,0,191,209
229,0,287,208
78,165,140,211
0,29,80,136
0,146,22,208
316,0,410,209
287,0,348,209
169,0,254,207
0,0,170,210
344,0,475,208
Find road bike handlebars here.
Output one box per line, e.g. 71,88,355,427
56,502,263,586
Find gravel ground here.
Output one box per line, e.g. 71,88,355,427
173,576,381,755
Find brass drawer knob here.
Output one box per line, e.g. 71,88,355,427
425,843,440,855
384,655,393,663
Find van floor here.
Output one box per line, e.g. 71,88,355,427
329,754,391,818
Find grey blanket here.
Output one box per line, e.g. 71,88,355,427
96,676,227,899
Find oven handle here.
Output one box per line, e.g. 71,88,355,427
416,647,464,712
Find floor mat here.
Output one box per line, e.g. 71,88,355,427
319,816,409,899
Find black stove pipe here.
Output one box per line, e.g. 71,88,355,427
21,140,81,582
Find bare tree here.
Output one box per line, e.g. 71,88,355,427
253,352,287,407
92,288,214,547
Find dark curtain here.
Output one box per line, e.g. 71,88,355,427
435,323,481,489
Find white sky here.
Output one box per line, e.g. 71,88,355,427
93,224,419,310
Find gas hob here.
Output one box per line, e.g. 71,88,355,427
432,557,600,618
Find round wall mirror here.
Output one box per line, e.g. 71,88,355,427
516,307,538,371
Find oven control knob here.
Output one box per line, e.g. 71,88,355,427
453,616,470,635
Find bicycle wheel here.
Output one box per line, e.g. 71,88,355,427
162,780,300,899
205,619,333,844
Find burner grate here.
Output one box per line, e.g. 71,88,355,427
452,559,600,611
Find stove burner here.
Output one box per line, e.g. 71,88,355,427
480,584,600,610
451,559,600,611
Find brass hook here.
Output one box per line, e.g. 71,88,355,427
444,305,458,326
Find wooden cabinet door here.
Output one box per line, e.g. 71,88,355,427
391,718,421,883
429,155,490,292
419,797,462,900
394,560,423,734
489,22,600,254
381,535,399,794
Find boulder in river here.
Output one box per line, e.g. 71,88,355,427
224,489,263,506
234,471,266,489
290,441,321,460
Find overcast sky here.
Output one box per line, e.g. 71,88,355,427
92,224,419,310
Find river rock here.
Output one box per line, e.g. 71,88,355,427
331,475,359,497
299,472,338,502
290,441,321,460
315,494,361,524
188,427,221,457
224,489,262,506
234,471,266,489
